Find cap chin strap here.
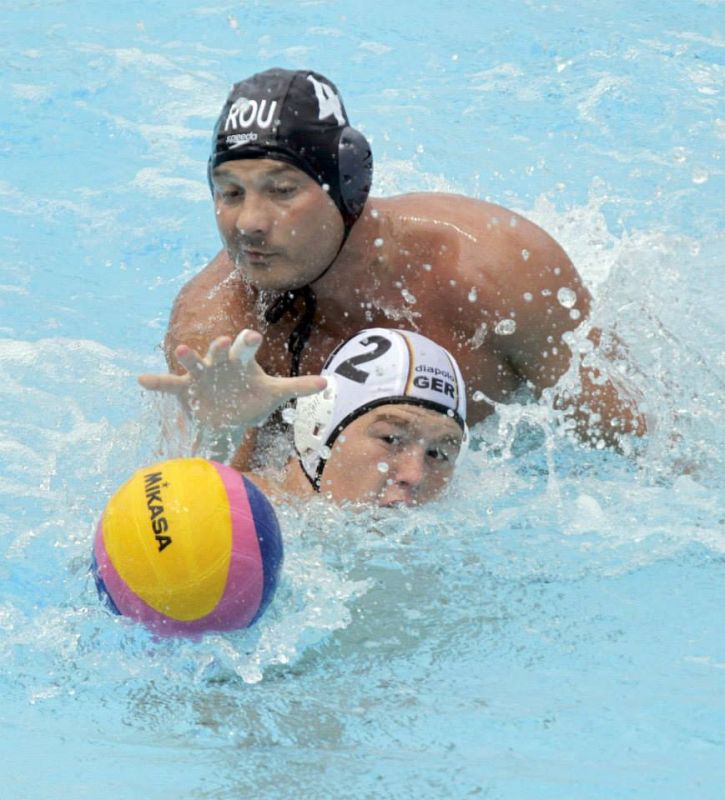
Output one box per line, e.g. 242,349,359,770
264,286,317,377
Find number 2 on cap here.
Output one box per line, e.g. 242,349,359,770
334,335,392,383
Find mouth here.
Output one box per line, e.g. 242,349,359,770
241,248,277,265
379,494,418,508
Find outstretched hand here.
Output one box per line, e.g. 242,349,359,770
138,329,327,431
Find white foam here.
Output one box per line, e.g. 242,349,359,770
132,168,209,201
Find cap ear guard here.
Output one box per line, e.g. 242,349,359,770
294,376,340,487
336,126,373,224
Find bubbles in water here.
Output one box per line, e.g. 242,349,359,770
422,263,432,272
377,462,389,474
473,391,486,402
469,322,488,349
370,208,380,219
494,319,517,336
557,287,577,308
374,238,384,248
523,292,534,302
416,144,424,154
401,288,417,304
691,168,709,185
467,287,478,303
521,249,530,261
320,445,331,459
570,309,581,320
281,407,297,424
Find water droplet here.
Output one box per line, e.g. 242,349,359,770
521,249,530,261
321,183,330,192
557,287,577,308
416,144,425,154
467,287,478,303
569,309,581,320
422,263,432,272
370,208,380,218
523,292,533,302
473,391,486,402
401,288,417,304
692,168,709,185
320,445,331,459
374,237,384,247
494,319,517,336
377,462,389,474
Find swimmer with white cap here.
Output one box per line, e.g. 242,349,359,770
210,327,467,507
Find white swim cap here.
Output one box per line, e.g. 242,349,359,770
294,328,467,489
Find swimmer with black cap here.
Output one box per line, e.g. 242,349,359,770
221,327,467,507
141,67,645,461
207,68,372,376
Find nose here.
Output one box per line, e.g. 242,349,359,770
234,194,272,241
391,445,426,488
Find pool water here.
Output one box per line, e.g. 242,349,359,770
1,1,724,798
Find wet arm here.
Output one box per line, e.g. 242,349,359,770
486,233,646,446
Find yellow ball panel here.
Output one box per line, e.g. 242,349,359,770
102,458,232,621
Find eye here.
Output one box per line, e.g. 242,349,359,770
426,447,449,462
217,186,243,203
271,183,298,197
380,433,402,446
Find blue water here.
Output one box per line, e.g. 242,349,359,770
1,1,724,798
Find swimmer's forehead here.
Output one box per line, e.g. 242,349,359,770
361,404,463,441
212,159,308,182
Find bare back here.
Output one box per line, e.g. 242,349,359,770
166,191,590,426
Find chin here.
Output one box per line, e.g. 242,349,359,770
238,262,318,293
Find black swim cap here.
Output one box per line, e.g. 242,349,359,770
208,68,373,234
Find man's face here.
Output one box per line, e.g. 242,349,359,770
211,159,345,292
319,404,464,507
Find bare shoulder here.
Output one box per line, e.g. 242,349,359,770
375,192,582,294
377,192,567,258
172,249,240,307
165,249,252,367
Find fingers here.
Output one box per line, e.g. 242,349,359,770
229,329,263,364
175,344,207,377
207,336,233,364
137,372,189,395
272,374,328,401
